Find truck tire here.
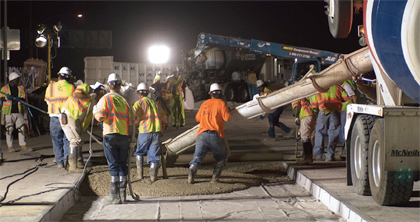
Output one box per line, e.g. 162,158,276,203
224,84,235,101
368,119,414,206
236,83,250,102
350,115,376,196
325,0,353,38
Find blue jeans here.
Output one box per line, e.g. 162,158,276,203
339,111,346,149
268,106,291,137
50,117,70,166
103,134,129,177
313,111,341,159
190,131,227,168
135,132,161,164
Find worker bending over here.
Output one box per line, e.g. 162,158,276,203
0,72,31,152
133,83,167,182
188,83,231,184
94,73,133,204
45,67,75,168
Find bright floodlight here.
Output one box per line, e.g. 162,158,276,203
148,45,170,64
77,14,83,18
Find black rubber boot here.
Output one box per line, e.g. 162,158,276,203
188,164,198,184
212,162,224,182
102,176,121,204
76,147,85,169
296,141,313,164
68,147,77,172
136,156,144,179
119,176,127,203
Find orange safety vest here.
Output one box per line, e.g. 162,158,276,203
0,84,26,115
292,97,314,120
161,81,173,100
133,97,167,134
311,85,350,114
95,93,133,136
45,80,75,114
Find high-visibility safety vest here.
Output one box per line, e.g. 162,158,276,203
95,93,133,136
292,97,315,120
311,85,350,114
45,80,75,114
133,97,167,134
0,84,26,115
341,80,357,112
169,76,185,96
260,87,272,96
62,84,93,131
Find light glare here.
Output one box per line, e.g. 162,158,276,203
148,45,170,64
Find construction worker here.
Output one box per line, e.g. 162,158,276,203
167,67,186,127
45,67,75,168
151,71,171,127
256,79,294,140
188,83,231,184
60,84,100,172
0,72,31,152
133,83,167,182
339,80,358,150
94,73,133,204
311,85,350,161
292,97,317,164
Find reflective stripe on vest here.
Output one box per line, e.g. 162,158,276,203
162,81,173,100
260,87,272,96
0,84,26,114
62,95,91,120
133,97,166,133
311,85,349,113
45,81,75,114
96,94,132,135
173,76,184,95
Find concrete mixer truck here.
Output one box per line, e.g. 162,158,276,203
183,32,341,102
163,0,419,206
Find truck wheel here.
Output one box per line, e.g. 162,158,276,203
236,84,250,102
368,119,414,206
224,84,235,101
350,115,376,196
325,0,353,38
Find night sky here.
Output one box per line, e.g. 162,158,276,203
3,0,363,80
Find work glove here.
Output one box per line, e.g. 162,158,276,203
6,94,14,101
294,117,300,126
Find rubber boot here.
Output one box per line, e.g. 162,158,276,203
102,176,121,205
119,176,127,203
150,162,160,182
212,162,224,182
68,147,77,172
188,164,198,184
76,147,85,169
136,155,144,179
296,141,313,164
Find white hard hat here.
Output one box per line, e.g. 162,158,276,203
107,73,121,83
137,82,149,91
256,80,264,87
90,81,104,90
156,71,161,76
209,83,222,93
58,66,72,76
8,72,20,82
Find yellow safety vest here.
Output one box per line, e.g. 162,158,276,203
0,84,26,115
62,84,93,131
341,80,357,111
133,97,167,134
169,76,185,96
45,80,75,114
95,93,133,136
